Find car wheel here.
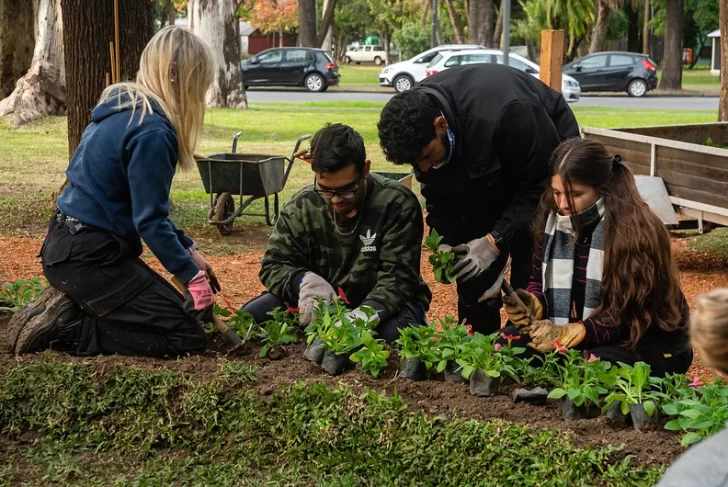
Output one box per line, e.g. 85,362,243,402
305,73,325,92
628,79,648,97
345,56,352,64
393,75,413,93
355,61,361,65
374,56,383,66
320,84,329,92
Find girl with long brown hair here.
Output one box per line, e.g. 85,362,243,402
503,137,692,376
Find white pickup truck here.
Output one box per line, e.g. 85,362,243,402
345,45,398,65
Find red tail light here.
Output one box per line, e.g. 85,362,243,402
426,69,438,77
325,62,337,70
641,59,656,71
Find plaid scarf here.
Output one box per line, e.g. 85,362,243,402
542,199,605,325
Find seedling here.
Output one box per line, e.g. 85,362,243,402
350,330,390,378
432,317,470,374
394,322,441,368
257,307,299,359
455,332,517,381
601,362,661,429
423,229,456,283
548,351,610,411
0,277,46,312
663,376,728,446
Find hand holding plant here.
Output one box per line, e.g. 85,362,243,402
423,229,456,284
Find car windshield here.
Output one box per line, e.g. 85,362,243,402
428,53,444,67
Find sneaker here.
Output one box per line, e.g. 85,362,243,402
10,286,83,355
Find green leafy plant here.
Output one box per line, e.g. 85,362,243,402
316,302,378,356
422,229,456,283
455,332,518,380
0,277,46,312
214,302,256,341
663,377,728,446
516,352,562,387
432,317,471,373
257,307,299,358
350,330,390,378
548,351,611,408
601,362,660,417
394,322,441,368
304,298,348,345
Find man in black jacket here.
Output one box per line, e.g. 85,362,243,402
378,63,580,333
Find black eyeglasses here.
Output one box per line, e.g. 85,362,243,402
313,176,361,200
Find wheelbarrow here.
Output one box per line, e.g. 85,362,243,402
196,132,312,235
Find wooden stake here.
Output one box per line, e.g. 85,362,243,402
109,41,116,83
114,0,121,82
539,29,564,92
105,72,111,87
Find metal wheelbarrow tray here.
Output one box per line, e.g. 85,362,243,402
196,133,311,235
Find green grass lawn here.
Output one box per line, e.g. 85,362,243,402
0,103,719,252
337,65,382,86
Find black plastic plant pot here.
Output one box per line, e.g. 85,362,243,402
469,369,500,397
321,350,354,376
444,361,467,384
511,387,549,406
562,398,597,420
401,358,427,381
304,337,326,364
630,403,660,430
605,402,632,428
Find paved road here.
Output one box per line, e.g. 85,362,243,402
247,90,719,111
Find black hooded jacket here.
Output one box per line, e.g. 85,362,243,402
413,64,580,246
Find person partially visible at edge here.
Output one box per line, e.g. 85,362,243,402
377,63,579,335
243,123,431,341
657,290,728,486
10,26,218,358
501,138,692,377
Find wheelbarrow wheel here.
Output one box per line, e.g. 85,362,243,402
265,193,280,226
214,192,235,236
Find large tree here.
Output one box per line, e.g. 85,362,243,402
590,0,623,53
0,0,64,127
467,0,494,46
62,0,154,157
298,0,317,46
189,0,247,109
719,0,728,121
0,0,35,99
658,0,683,90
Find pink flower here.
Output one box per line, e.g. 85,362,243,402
690,375,704,388
337,287,350,305
587,353,598,363
284,302,300,313
500,332,521,342
551,340,568,354
494,343,502,352
466,324,474,335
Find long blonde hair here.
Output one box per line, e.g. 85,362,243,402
691,289,728,375
98,26,215,171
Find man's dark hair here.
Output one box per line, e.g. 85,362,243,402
378,90,440,165
310,123,366,175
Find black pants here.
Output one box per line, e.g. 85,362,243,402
40,217,206,357
498,324,693,377
457,234,532,335
242,292,427,342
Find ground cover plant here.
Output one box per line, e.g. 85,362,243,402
0,277,45,313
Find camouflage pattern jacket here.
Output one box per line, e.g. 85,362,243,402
260,173,432,320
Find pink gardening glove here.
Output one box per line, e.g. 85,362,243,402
183,270,214,322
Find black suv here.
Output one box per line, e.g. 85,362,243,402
563,51,658,97
241,48,341,92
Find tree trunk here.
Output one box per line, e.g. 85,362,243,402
298,0,317,46
189,0,247,109
316,0,336,47
689,35,706,69
0,0,35,99
719,0,728,121
383,26,390,64
493,0,504,49
642,0,650,54
468,0,493,46
589,0,610,54
0,0,64,127
444,0,464,44
166,0,176,26
61,0,153,158
627,3,640,53
659,0,684,90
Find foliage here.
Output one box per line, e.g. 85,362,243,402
548,351,611,408
516,352,562,387
349,330,390,377
257,307,299,358
311,300,378,356
214,303,257,340
237,0,298,34
456,332,520,380
393,322,441,367
602,362,661,417
392,22,430,60
423,229,456,283
0,278,46,313
432,316,469,373
663,377,728,446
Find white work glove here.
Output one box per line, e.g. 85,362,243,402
334,306,380,328
451,235,500,282
298,272,337,326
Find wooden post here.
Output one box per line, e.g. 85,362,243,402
539,29,564,92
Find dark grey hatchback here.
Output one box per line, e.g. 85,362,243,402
563,52,658,97
241,47,341,92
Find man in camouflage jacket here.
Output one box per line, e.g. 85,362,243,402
242,123,431,341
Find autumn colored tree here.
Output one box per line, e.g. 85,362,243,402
239,0,298,34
